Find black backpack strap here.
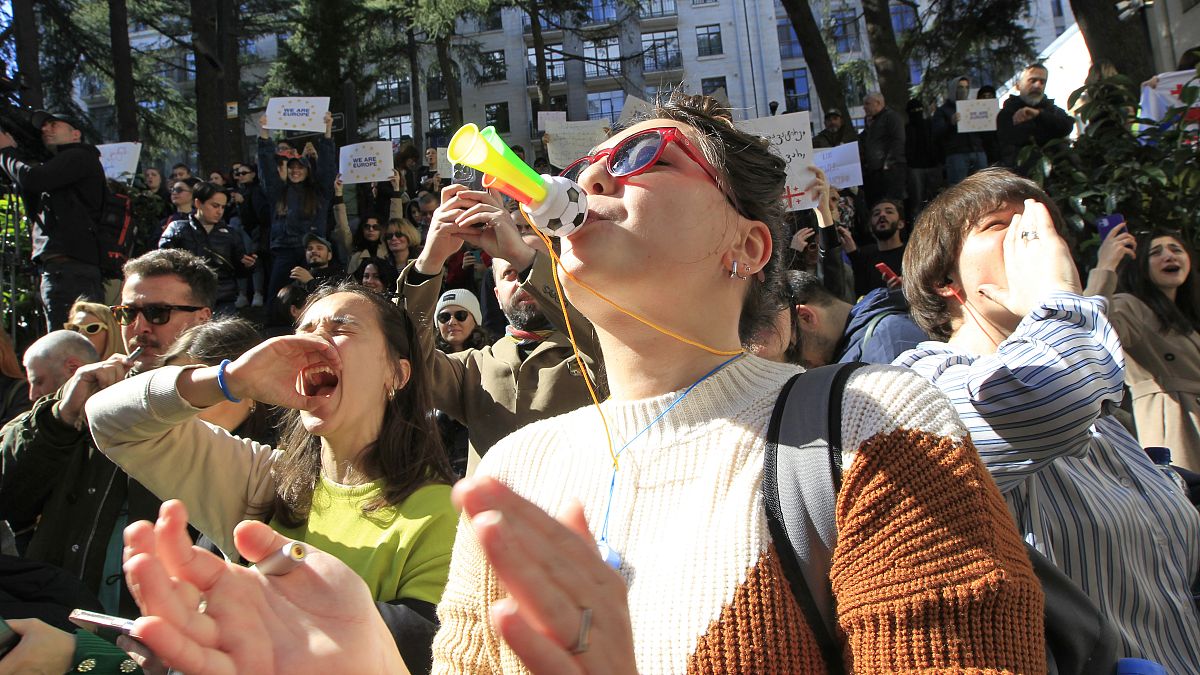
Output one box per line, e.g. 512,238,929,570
763,361,866,674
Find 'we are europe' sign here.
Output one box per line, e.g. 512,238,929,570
338,141,394,184
264,97,330,133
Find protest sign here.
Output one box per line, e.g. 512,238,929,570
1139,69,1200,124
436,147,450,177
956,99,998,133
338,141,394,184
742,111,815,210
264,97,330,133
97,142,142,182
813,141,863,189
616,95,654,128
536,111,567,131
544,119,608,169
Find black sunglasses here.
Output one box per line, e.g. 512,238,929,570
437,310,470,324
171,186,192,194
232,170,253,176
384,232,405,240
110,304,205,326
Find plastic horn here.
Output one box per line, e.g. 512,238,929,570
447,124,547,203
481,174,535,205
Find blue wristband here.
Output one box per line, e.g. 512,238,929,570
217,359,242,403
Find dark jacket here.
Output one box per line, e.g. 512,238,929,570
859,107,906,171
837,287,928,365
233,179,271,246
813,124,859,149
257,136,337,250
0,394,164,618
933,100,986,156
905,109,941,169
303,260,346,293
0,143,105,265
159,213,248,302
996,94,1074,169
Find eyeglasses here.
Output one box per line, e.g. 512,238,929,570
171,186,192,194
384,232,405,241
437,310,470,324
559,127,744,216
64,322,107,335
232,170,252,176
363,223,381,231
110,304,205,326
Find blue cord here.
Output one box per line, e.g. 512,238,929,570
597,352,745,549
216,359,242,403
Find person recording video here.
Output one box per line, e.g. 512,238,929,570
0,110,106,329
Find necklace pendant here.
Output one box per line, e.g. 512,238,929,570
597,541,622,570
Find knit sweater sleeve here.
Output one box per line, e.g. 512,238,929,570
430,510,505,674
831,366,1045,673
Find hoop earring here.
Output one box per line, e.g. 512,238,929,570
729,260,749,281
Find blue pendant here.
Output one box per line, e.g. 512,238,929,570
597,541,622,570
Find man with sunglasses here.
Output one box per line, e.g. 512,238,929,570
398,185,602,474
0,110,107,330
0,249,215,638
159,181,257,315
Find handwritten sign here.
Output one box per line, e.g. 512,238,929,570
536,111,567,131
956,99,998,133
544,119,608,169
742,112,815,210
97,142,142,182
813,141,863,189
616,94,655,128
338,141,394,184
264,96,329,133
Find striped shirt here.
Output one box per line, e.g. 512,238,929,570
897,292,1200,673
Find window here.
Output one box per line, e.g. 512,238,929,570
376,77,411,106
480,7,504,31
782,67,810,112
182,52,195,82
239,38,258,57
427,76,447,100
831,9,861,53
889,3,917,36
586,0,618,24
642,30,681,72
692,0,716,4
378,115,413,141
428,110,450,135
485,102,510,133
701,77,727,97
696,24,723,57
587,90,624,124
777,18,802,59
908,59,922,86
527,45,566,84
1050,0,1064,17
481,50,507,82
584,38,620,79
640,0,676,18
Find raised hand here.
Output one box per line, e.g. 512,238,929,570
977,199,1081,318
789,227,814,252
123,501,405,675
58,353,135,428
452,191,535,268
455,477,637,675
1096,222,1136,272
836,225,857,254
334,175,343,197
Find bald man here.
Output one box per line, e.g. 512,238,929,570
22,331,98,401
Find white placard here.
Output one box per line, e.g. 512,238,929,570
742,111,816,210
97,142,142,182
616,94,654,127
813,141,863,189
956,99,998,133
264,96,330,133
544,120,608,169
338,141,394,184
536,111,567,130
435,147,449,176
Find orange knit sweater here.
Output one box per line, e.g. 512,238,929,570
431,357,1045,673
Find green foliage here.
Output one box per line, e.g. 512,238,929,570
0,195,43,347
1024,71,1200,250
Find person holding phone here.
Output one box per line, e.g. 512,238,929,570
1085,221,1200,472
0,616,149,675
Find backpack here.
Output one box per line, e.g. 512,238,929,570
95,187,134,279
763,363,1121,675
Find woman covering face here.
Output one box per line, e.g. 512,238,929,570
113,97,1046,675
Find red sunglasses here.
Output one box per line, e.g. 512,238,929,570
560,127,745,217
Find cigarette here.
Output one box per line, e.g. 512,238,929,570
253,542,307,576
127,346,144,361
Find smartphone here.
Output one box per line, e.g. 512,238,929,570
0,617,19,659
69,609,136,636
875,262,899,283
1096,213,1125,241
451,163,485,192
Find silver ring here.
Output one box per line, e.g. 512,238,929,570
1020,230,1039,241
570,607,593,655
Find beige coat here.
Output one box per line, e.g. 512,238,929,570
1087,269,1200,470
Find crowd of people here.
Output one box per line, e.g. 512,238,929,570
0,58,1196,675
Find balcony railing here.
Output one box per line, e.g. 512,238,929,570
642,51,682,72
521,13,560,32
526,65,568,86
639,0,677,18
